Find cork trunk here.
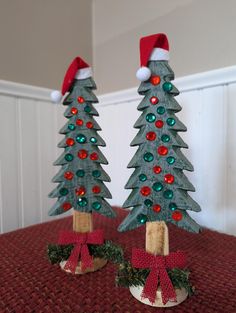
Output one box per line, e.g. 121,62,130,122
73,210,93,233
145,221,169,256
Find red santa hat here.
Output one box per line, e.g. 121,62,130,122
51,56,92,103
136,33,170,81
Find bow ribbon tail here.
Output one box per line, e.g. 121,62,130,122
159,268,177,305
141,269,159,304
64,244,82,273
80,244,93,271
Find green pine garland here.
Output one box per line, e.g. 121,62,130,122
47,240,124,265
47,241,194,296
116,261,194,296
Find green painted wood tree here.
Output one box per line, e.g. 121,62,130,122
118,35,201,234
48,57,116,224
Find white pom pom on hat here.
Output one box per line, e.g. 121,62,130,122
136,67,151,81
50,56,92,103
136,33,170,82
50,90,62,103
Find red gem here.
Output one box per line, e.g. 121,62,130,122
66,138,75,146
86,121,93,129
155,120,164,128
77,96,85,104
62,202,72,211
153,204,161,213
78,149,88,159
75,186,86,196
71,107,78,115
76,119,83,126
146,132,156,141
150,75,161,85
92,186,101,194
158,146,168,156
90,152,98,160
150,96,159,105
153,166,162,174
172,211,183,221
140,186,151,196
64,171,74,180
164,174,175,184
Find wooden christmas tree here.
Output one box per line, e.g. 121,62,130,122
48,57,116,274
118,33,201,307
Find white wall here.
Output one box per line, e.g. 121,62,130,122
93,0,236,93
0,0,93,89
0,81,68,233
0,66,236,235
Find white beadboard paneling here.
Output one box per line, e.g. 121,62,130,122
0,80,51,101
226,83,236,235
99,101,140,206
19,98,41,227
36,100,56,222
16,97,24,228
0,160,3,233
199,86,227,232
178,87,228,232
0,95,20,232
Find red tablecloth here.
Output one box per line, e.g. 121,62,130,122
0,207,235,313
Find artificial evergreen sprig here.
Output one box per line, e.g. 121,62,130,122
47,240,124,265
116,261,194,296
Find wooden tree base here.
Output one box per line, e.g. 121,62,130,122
60,258,107,275
129,286,188,307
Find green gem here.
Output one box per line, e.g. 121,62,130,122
59,188,68,196
92,201,101,210
137,214,147,224
169,203,177,211
84,105,91,113
90,137,97,143
76,169,85,177
144,199,153,207
139,174,147,182
163,82,173,92
161,134,170,143
65,153,73,162
157,106,166,115
146,113,156,123
77,197,88,207
153,182,163,192
143,152,154,162
167,118,176,126
167,156,175,164
68,124,75,131
92,170,101,178
76,134,86,143
164,190,174,199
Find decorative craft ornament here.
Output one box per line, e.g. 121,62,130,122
47,55,116,274
118,33,201,307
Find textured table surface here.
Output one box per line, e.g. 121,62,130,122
0,207,235,313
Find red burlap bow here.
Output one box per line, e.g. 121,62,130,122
58,229,104,273
131,248,186,304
